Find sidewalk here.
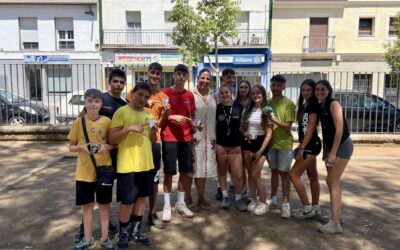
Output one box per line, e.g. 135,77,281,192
0,141,399,249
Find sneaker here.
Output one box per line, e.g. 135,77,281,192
132,221,151,246
215,187,223,201
117,228,129,249
100,238,115,250
175,202,194,218
108,222,118,236
313,205,322,216
228,184,235,194
162,205,172,223
72,238,96,250
281,203,291,219
221,196,230,209
247,199,258,212
253,202,269,216
73,224,84,243
148,213,164,229
318,220,343,234
235,198,247,212
267,196,277,206
293,207,317,219
241,187,249,199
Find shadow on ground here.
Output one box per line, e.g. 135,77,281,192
0,157,398,249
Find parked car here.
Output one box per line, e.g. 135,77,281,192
56,91,85,125
334,91,400,133
0,89,50,126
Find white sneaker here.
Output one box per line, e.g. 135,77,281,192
175,202,194,218
267,196,277,206
313,205,322,216
318,220,343,234
293,205,316,219
162,205,172,223
247,199,258,212
253,202,269,216
281,203,291,219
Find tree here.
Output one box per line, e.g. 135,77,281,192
169,0,241,87
385,13,400,72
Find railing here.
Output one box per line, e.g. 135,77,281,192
1,64,399,133
303,36,335,53
103,29,269,47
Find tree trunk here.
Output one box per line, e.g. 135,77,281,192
215,40,220,88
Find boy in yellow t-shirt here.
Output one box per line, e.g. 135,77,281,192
68,89,115,250
109,82,157,248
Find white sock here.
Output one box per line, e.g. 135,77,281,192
230,179,235,187
164,193,171,207
235,194,241,201
313,204,320,211
177,191,185,204
222,190,228,198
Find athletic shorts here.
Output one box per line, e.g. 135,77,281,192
304,139,322,156
326,137,353,160
241,136,268,156
76,181,112,206
267,148,293,172
116,171,155,205
162,141,193,175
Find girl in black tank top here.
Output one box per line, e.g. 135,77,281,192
290,79,322,220
315,80,353,234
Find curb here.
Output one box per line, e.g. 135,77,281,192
0,156,65,193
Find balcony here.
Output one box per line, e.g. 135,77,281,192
303,36,336,53
102,29,269,49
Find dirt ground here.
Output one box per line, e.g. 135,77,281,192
0,142,399,249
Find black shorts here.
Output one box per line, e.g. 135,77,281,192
304,139,322,156
152,143,161,171
117,171,155,205
241,136,268,156
162,141,193,175
76,181,112,206
110,148,118,178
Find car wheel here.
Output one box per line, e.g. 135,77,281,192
395,122,400,133
9,116,26,126
65,119,74,125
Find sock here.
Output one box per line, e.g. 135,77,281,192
119,221,130,231
177,191,185,204
222,190,228,198
230,179,235,187
164,193,171,207
130,215,142,223
313,204,320,211
235,194,241,201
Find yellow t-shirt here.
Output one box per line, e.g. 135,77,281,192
110,105,155,173
68,116,112,182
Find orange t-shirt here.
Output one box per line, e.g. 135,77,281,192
126,89,169,144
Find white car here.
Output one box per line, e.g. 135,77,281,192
56,91,85,125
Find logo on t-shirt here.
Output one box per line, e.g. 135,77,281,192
183,99,190,106
218,114,225,121
302,113,309,134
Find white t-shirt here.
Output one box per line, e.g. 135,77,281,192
247,108,265,138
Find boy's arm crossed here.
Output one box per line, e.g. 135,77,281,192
69,140,91,154
109,125,145,144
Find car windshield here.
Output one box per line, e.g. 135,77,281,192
0,91,27,103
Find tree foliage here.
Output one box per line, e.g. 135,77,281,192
169,0,241,84
385,13,400,72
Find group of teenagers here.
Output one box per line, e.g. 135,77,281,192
69,62,354,250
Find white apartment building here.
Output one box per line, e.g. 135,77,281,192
101,0,270,88
0,0,99,116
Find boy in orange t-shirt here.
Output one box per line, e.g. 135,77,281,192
126,62,170,229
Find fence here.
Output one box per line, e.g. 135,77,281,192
0,64,399,133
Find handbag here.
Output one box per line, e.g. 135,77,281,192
81,117,114,188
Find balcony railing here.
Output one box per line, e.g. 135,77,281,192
303,36,335,53
103,29,269,48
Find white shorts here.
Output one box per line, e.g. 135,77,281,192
267,148,293,172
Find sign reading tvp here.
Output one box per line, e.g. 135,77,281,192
24,55,70,64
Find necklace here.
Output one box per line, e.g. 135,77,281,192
222,105,233,136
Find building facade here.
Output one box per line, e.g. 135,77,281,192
271,0,400,103
101,0,270,89
0,0,100,124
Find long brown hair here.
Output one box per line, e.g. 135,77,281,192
296,79,319,123
240,85,270,134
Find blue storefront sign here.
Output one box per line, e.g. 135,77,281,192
24,55,70,64
233,55,264,65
